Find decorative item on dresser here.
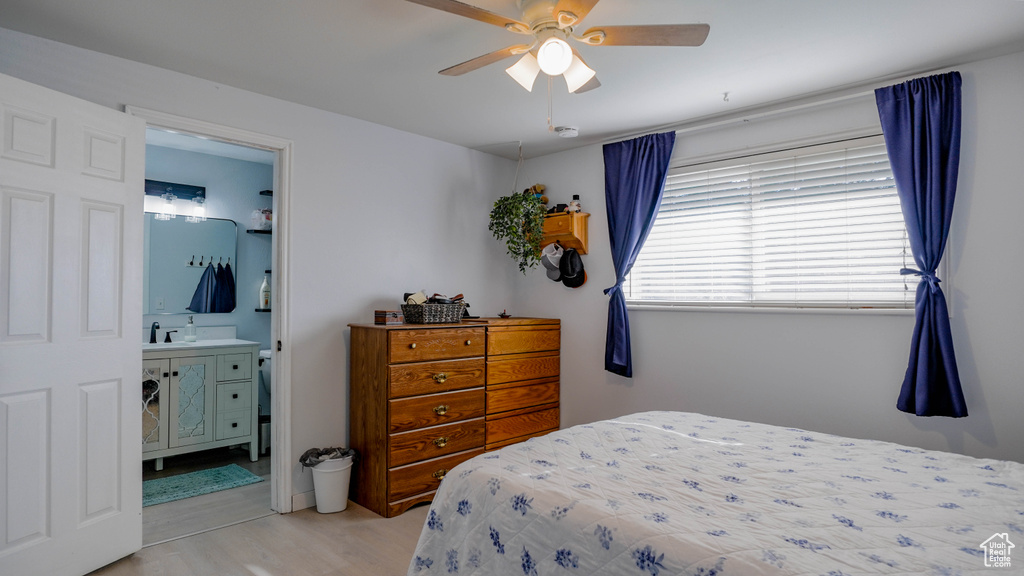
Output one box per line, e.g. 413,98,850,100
348,317,561,517
349,323,488,518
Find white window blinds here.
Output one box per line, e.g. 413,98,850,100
626,136,916,308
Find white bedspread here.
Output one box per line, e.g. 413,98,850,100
407,411,1024,575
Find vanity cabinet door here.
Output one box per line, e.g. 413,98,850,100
142,359,170,452
168,356,217,447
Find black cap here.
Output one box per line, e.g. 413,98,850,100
559,248,586,288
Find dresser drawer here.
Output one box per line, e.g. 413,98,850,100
390,358,485,398
487,353,559,385
217,353,252,382
486,406,559,447
487,328,560,356
388,448,484,502
389,388,484,433
216,409,252,440
389,328,485,364
486,379,559,415
217,381,252,412
389,419,485,467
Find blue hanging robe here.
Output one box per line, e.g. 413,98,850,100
214,262,236,313
188,263,217,313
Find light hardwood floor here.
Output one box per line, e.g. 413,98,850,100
90,503,430,576
143,446,273,546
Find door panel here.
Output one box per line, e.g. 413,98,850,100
0,71,145,576
0,188,52,343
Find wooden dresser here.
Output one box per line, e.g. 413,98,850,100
349,323,487,517
349,317,560,517
476,318,561,450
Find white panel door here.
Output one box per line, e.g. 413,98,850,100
0,72,145,575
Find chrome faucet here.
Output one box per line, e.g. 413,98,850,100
149,321,160,344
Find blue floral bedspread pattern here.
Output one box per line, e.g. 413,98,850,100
406,411,1024,575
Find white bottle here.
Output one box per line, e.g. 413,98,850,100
259,276,271,310
183,315,197,342
567,194,582,213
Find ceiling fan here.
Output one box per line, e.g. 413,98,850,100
405,0,710,93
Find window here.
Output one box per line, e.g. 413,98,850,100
626,136,917,309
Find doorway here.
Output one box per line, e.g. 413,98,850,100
127,106,293,543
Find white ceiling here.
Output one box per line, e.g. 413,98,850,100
2,0,1024,160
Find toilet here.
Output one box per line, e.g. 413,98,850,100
258,349,272,455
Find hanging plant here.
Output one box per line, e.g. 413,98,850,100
488,188,546,274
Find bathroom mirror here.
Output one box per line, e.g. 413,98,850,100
144,214,237,314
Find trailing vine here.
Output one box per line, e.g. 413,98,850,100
488,189,546,274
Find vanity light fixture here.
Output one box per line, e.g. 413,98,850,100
154,193,177,221
186,197,207,223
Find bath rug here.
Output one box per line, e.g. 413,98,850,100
143,463,263,507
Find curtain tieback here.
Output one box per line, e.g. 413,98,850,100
900,267,941,293
604,279,626,297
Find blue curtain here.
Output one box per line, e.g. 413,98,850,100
875,71,967,417
602,132,676,377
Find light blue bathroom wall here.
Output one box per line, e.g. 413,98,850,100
143,144,274,350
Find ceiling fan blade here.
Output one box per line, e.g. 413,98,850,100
405,0,530,32
439,44,532,76
573,75,601,94
552,0,601,28
583,24,710,46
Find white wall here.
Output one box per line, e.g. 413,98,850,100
0,27,521,500
515,49,1024,464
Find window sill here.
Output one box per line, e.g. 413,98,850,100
625,303,917,316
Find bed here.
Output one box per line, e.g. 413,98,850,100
407,411,1023,575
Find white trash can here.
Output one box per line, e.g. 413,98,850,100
311,455,353,513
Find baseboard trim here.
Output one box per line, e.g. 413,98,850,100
291,490,316,511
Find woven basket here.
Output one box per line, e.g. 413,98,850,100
401,302,466,324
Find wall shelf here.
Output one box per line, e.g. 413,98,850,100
246,229,271,235
541,212,589,254
259,189,273,196
255,308,271,313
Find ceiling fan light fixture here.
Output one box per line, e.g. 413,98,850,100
564,54,597,93
536,36,573,76
506,52,541,92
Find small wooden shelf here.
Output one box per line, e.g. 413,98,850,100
541,212,589,254
246,229,271,235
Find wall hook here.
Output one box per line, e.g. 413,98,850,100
198,256,205,266
189,255,195,266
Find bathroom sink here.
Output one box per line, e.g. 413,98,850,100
142,341,200,351
142,338,260,352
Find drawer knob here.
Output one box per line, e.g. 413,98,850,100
432,469,448,480
465,340,471,346
410,343,417,349
232,393,239,399
433,404,449,416
432,372,448,384
232,422,238,428
433,436,449,448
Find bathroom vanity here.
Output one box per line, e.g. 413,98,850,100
142,339,260,470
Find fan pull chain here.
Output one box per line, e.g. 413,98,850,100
547,76,554,132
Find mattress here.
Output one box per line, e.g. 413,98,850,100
407,411,1023,575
